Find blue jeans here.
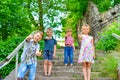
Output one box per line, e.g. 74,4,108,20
17,63,37,80
64,46,74,64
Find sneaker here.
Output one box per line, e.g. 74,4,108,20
70,64,73,66
65,64,67,66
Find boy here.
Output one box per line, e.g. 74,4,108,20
17,31,43,80
43,28,57,76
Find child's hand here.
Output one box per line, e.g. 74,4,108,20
36,50,42,56
26,35,33,42
45,36,49,39
45,36,52,40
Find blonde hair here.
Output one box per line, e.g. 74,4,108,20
46,28,53,33
66,29,72,33
34,31,43,37
81,24,91,31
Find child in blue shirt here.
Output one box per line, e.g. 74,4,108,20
43,28,57,76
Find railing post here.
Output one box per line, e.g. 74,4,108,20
15,53,18,80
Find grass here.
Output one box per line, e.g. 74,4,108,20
98,52,118,79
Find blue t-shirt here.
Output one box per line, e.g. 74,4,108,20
44,37,57,52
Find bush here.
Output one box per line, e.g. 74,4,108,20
0,36,25,78
96,22,120,52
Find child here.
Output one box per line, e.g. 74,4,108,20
17,31,43,80
78,24,95,80
64,29,75,66
43,28,57,76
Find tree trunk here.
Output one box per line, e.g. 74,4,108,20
38,0,44,31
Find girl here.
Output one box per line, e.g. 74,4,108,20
64,29,75,66
78,24,95,80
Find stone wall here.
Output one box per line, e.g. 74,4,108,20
78,1,120,40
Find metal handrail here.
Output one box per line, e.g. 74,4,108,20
0,39,25,70
112,33,120,40
0,31,35,80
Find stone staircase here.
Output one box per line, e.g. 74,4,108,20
34,49,113,80
5,49,114,80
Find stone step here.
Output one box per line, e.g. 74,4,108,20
56,50,105,58
56,49,104,53
37,65,101,72
54,56,79,61
37,60,101,66
36,71,100,78
35,76,113,80
37,66,83,72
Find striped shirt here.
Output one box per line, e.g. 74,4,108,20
21,39,40,64
65,36,74,47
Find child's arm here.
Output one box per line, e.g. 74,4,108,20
36,45,42,56
44,36,52,40
26,35,33,42
92,38,95,58
53,45,56,58
72,44,75,51
78,33,82,42
72,38,75,51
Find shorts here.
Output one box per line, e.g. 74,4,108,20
43,50,53,61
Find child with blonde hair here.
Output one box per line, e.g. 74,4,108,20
17,31,43,80
78,24,95,80
64,29,75,66
43,28,57,76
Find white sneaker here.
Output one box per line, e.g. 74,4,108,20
65,64,67,66
70,64,73,66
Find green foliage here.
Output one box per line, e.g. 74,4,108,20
42,0,65,38
93,0,120,12
62,0,88,39
111,0,120,7
96,22,120,52
0,0,33,40
100,54,117,79
0,36,24,78
38,39,44,50
0,36,45,79
115,41,120,51
93,0,111,12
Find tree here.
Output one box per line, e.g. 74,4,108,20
62,0,88,39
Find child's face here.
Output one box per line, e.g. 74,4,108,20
46,30,53,37
66,31,72,36
33,33,42,42
82,27,90,35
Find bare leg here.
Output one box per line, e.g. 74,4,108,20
82,62,87,80
44,60,48,75
87,62,91,80
48,60,52,75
